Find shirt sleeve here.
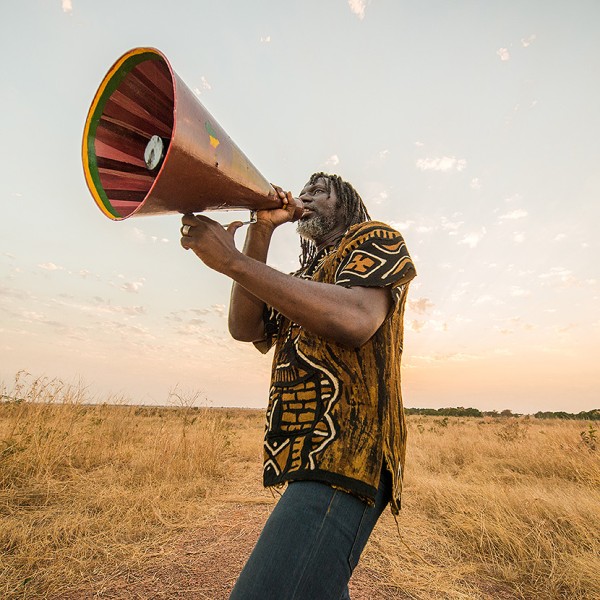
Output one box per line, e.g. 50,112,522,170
252,304,281,354
334,222,416,294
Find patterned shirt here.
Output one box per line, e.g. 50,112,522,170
255,221,416,513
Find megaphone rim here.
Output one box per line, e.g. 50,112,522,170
81,46,173,221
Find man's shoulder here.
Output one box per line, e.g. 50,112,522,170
335,220,416,288
339,220,403,253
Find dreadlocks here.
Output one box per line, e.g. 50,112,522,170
299,172,371,269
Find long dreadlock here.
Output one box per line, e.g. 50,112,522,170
299,172,371,269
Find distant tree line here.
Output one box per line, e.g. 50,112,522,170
405,407,484,417
405,407,600,420
533,409,599,421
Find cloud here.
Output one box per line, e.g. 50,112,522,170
513,231,525,244
473,295,494,305
120,280,145,294
132,228,169,244
91,298,145,316
510,286,531,297
168,305,226,322
470,178,481,190
193,76,212,97
372,191,388,205
378,149,389,160
450,288,467,301
458,227,486,248
416,156,467,172
190,304,226,318
62,0,73,14
409,320,426,333
495,316,534,335
538,267,578,287
348,0,367,20
38,262,64,271
260,35,271,43
499,209,528,221
390,220,414,231
504,193,522,203
20,310,71,333
407,298,434,314
106,321,153,340
0,285,34,301
554,233,567,242
497,48,510,61
132,228,146,242
521,34,536,48
325,154,340,166
440,216,464,233
49,296,146,318
409,316,465,335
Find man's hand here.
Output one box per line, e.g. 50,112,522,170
254,185,297,230
180,214,243,274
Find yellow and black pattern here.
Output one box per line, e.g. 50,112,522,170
335,223,415,288
257,221,416,513
264,323,340,478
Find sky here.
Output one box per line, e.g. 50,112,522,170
1,0,598,414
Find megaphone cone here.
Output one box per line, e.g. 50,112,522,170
82,48,296,220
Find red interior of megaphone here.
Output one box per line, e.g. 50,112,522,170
83,50,175,219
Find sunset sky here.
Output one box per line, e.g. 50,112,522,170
1,1,598,414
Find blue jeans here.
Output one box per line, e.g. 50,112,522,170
229,470,391,600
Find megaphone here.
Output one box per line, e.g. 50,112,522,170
82,47,301,221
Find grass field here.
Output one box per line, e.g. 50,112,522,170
1,373,599,599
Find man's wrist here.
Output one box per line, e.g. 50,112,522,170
248,219,276,236
226,250,254,281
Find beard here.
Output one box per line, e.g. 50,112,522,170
296,212,338,242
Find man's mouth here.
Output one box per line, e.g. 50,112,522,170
301,209,315,220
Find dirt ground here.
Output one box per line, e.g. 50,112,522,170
67,497,408,600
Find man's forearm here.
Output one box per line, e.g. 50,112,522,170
228,222,276,342
226,252,389,348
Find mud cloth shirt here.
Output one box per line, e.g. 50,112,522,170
254,221,416,514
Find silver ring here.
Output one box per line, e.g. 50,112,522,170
181,224,191,236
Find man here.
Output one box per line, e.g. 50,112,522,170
180,173,416,600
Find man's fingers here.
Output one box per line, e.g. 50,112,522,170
181,213,218,227
181,213,199,227
227,221,243,236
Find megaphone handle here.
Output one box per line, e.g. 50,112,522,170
221,211,257,228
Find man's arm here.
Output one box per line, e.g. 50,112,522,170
227,188,298,343
228,252,392,348
227,221,276,342
181,211,392,348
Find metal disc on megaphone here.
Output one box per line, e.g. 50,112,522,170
82,47,300,220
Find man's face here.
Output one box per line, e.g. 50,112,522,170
296,178,344,242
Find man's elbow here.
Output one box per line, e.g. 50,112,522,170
331,317,380,349
228,319,263,343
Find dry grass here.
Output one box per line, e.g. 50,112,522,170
363,416,600,599
1,373,599,599
0,373,247,599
